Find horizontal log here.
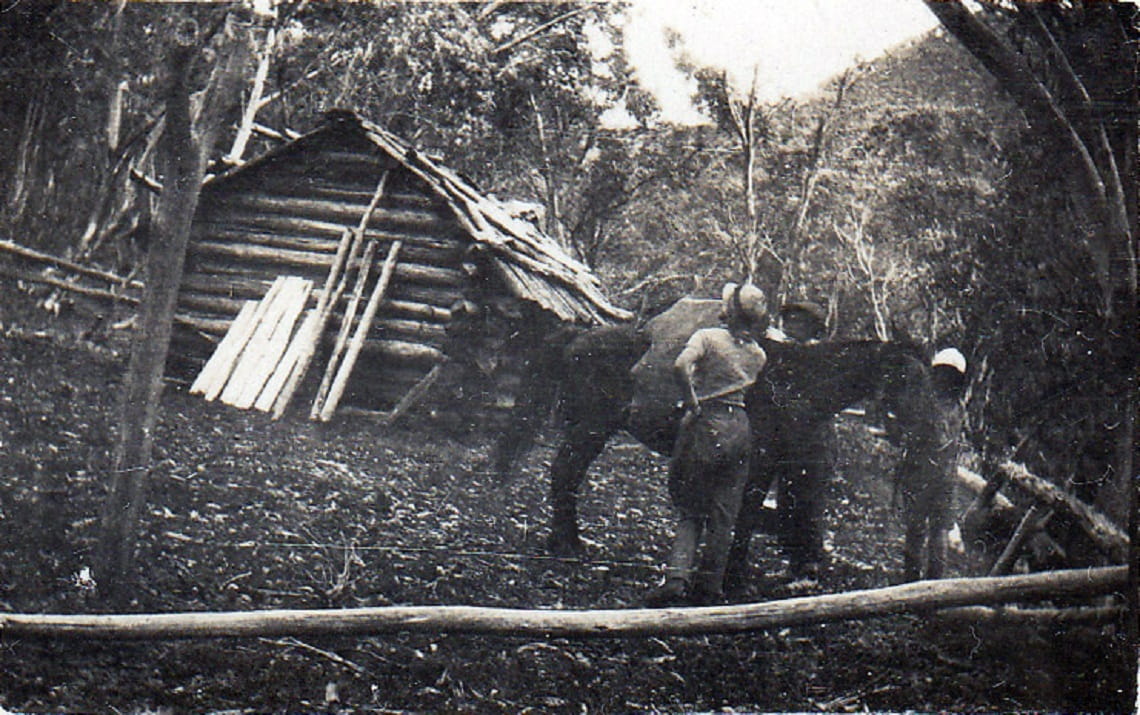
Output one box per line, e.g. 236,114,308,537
382,298,452,323
175,314,233,336
361,338,445,364
212,193,454,234
188,242,467,287
287,183,436,210
181,275,452,324
310,149,389,169
387,282,466,309
353,317,447,342
181,273,276,301
177,291,251,316
257,163,397,193
195,212,464,248
0,566,1125,641
206,190,455,234
186,263,465,313
999,460,1129,563
196,225,463,262
935,604,1123,626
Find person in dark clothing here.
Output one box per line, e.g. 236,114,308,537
765,301,832,578
778,301,828,344
646,282,768,607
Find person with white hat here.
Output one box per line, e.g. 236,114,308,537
646,282,768,607
932,347,968,399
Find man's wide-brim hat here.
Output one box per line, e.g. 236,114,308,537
932,347,967,374
722,282,768,324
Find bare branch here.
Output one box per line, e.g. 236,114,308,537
492,7,585,57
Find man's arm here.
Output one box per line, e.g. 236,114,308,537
673,334,704,411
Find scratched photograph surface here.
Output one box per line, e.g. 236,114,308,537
0,1,1133,712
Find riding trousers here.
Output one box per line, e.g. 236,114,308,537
664,400,751,597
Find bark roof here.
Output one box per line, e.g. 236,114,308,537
206,109,631,325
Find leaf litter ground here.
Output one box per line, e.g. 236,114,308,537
0,326,1131,713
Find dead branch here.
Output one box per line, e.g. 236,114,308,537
0,264,138,305
0,566,1124,640
492,7,584,56
260,636,368,676
998,460,1128,562
0,238,143,290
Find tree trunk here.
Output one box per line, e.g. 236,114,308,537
96,15,249,601
224,24,276,166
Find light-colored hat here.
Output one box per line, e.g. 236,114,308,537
722,282,768,324
932,347,967,374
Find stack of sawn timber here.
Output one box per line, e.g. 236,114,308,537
177,130,461,411
189,275,315,411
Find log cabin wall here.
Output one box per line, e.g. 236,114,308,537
180,126,472,409
174,111,627,415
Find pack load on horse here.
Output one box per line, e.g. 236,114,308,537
495,295,954,589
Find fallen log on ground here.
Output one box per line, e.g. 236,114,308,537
0,237,143,290
956,465,1015,512
936,604,1123,626
0,566,1124,641
0,264,138,305
998,460,1129,563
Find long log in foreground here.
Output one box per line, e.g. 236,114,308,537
0,566,1125,641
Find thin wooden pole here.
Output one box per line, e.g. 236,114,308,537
310,240,378,417
273,171,388,418
988,503,1049,576
0,566,1125,641
307,172,392,418
318,240,402,421
381,361,445,426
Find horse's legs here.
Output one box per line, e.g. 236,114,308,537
776,437,828,576
903,510,925,582
491,377,556,480
547,421,611,556
491,342,564,480
926,521,947,580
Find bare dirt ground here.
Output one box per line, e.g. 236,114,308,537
0,301,1132,713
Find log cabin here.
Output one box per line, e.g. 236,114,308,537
176,109,630,419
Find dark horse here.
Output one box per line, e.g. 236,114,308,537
495,298,951,584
